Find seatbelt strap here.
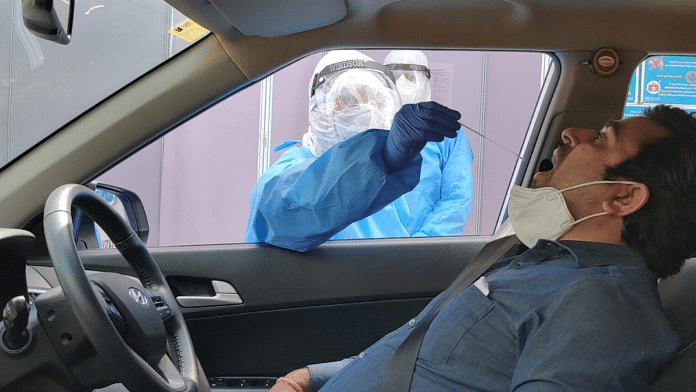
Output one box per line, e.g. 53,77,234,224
377,235,520,392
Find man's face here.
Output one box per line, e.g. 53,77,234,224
533,116,670,191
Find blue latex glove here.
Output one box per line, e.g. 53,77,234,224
382,101,461,173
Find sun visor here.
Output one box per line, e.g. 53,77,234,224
208,0,348,38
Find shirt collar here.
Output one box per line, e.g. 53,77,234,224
534,239,648,269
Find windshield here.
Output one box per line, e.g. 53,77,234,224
0,0,205,168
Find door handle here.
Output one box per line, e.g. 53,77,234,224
175,280,243,307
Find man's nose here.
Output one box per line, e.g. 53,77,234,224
561,127,595,147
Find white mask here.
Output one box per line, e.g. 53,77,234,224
507,180,636,248
394,72,431,105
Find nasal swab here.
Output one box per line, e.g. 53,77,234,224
458,122,522,159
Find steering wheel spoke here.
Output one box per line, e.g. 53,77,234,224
92,283,127,337
148,291,174,322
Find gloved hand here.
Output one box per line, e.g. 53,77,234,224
382,101,461,173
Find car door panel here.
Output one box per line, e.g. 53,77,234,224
27,236,488,379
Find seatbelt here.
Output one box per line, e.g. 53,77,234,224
377,235,520,392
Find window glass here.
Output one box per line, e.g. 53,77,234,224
0,0,204,168
624,56,696,118
96,50,549,247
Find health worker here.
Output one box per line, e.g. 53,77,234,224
245,50,463,251
384,50,474,238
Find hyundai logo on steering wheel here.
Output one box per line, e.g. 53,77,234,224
128,288,148,306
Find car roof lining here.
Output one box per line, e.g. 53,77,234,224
170,0,696,53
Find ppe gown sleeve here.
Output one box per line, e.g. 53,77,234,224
412,129,474,237
244,129,422,252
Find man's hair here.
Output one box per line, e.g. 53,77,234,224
605,105,696,278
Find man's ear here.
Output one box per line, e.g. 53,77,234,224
602,183,649,217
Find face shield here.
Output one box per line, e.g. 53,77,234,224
386,63,432,105
314,68,400,132
304,56,401,156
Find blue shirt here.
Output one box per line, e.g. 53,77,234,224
309,240,679,391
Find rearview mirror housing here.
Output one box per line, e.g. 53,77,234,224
21,0,74,44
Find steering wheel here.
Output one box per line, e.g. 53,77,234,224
43,184,201,392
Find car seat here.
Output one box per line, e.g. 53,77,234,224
649,258,696,391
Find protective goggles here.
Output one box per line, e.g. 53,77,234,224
311,60,395,97
385,63,431,81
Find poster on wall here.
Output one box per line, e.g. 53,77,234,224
623,105,646,119
429,62,454,107
624,104,695,118
642,56,696,105
626,71,637,104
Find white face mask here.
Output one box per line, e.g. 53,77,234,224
507,180,636,248
394,73,431,105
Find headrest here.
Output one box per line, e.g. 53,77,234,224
650,258,696,391
658,258,696,343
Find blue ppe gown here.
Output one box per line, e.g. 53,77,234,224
244,128,473,252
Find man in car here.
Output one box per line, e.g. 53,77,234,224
244,50,472,252
270,104,696,391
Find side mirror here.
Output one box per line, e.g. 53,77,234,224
21,0,74,44
74,183,150,249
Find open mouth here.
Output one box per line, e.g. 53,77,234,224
539,158,554,172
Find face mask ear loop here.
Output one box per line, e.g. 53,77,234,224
559,180,636,229
571,211,610,226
